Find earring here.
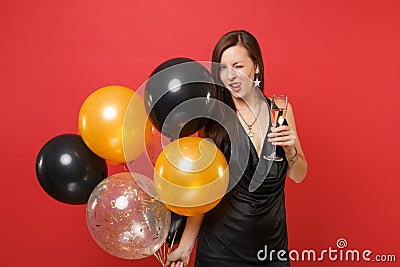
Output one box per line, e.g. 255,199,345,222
254,74,261,88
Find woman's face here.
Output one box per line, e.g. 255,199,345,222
219,45,259,100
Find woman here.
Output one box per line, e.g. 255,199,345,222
166,30,307,267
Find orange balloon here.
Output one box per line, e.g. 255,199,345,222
165,199,221,217
78,85,150,163
154,137,229,216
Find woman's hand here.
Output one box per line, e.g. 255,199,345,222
267,126,297,150
267,102,308,182
268,125,298,162
165,214,204,267
165,245,191,267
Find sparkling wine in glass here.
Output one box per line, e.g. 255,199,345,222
263,94,288,161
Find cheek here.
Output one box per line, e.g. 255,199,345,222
218,71,228,85
246,69,256,80
236,68,254,81
240,70,255,85
250,72,255,80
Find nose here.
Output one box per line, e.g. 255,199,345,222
227,67,236,80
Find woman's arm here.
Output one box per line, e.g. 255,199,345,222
268,102,308,182
165,214,204,267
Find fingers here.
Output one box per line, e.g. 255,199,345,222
166,251,178,267
270,125,290,133
165,244,192,267
166,250,189,267
167,251,179,262
170,260,184,267
270,140,295,147
268,127,296,146
268,134,295,142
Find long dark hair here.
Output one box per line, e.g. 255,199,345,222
206,30,265,154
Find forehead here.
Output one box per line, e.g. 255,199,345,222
220,45,252,64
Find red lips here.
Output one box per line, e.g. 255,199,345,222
229,82,242,92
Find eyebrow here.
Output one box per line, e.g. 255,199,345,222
232,61,244,66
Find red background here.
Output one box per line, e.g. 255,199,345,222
1,0,399,266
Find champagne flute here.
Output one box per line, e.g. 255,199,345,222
263,94,288,161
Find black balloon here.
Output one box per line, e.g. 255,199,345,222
35,134,108,205
166,212,187,246
144,57,216,138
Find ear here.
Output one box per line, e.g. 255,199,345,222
255,65,260,74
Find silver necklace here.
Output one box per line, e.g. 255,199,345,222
237,102,262,138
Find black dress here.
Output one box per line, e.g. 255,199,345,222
195,98,290,267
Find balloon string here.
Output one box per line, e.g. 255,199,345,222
154,251,165,267
159,246,163,264
153,252,161,264
163,242,167,263
168,228,178,254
